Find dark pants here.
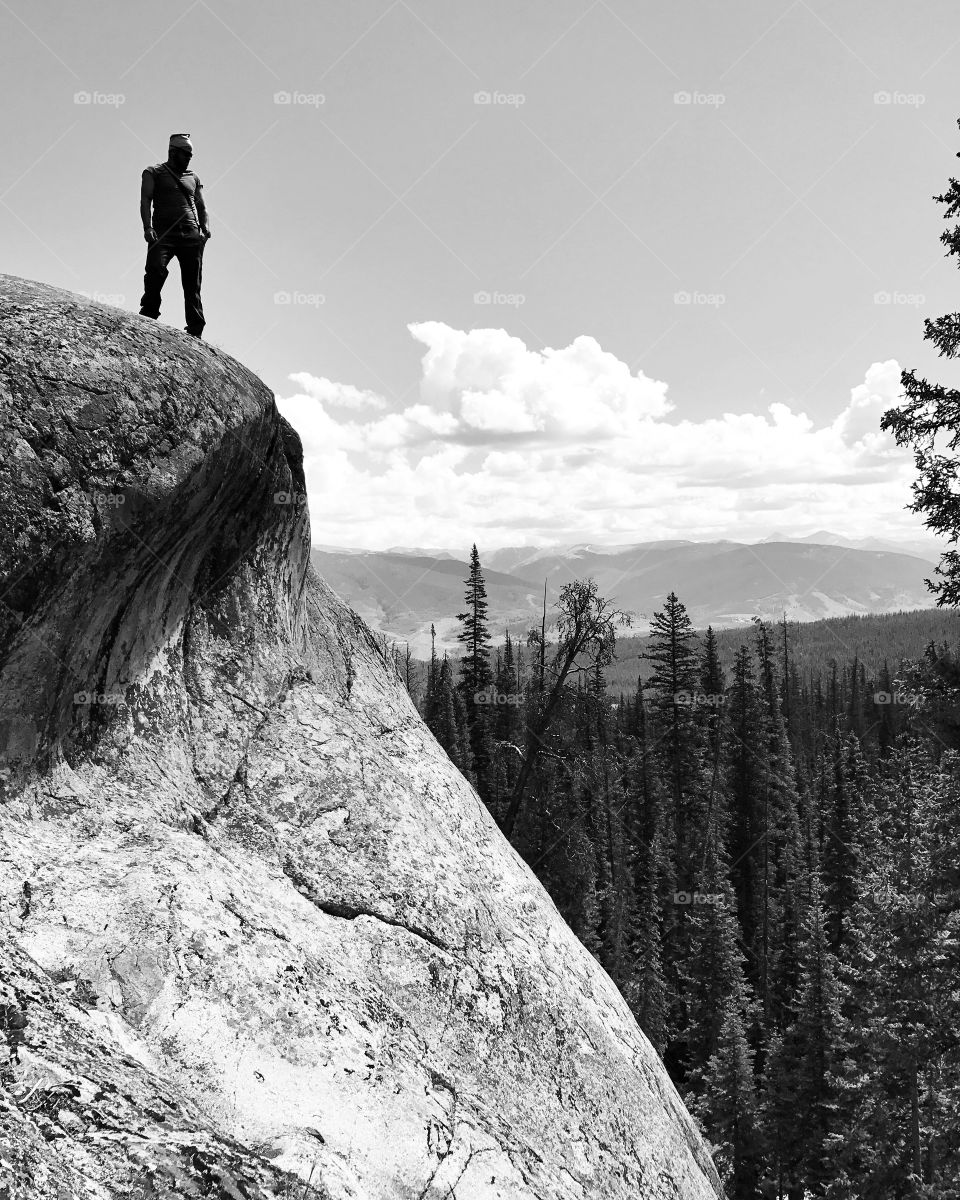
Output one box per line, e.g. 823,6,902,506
140,238,205,335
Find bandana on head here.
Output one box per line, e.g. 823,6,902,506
168,133,193,152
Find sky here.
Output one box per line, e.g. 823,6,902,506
3,0,960,554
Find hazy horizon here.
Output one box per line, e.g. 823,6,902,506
311,526,948,560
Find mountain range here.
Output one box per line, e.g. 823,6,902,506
311,535,946,656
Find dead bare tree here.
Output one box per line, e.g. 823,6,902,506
498,578,630,839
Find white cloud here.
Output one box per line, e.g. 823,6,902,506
276,326,920,552
405,322,673,441
831,358,903,447
287,371,387,412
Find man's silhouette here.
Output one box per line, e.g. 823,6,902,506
139,133,211,338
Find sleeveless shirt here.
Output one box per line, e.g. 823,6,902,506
145,163,203,242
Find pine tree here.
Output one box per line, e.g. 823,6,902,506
456,544,494,795
700,624,725,763
424,622,439,729
585,656,634,986
875,659,897,758
431,654,474,779
753,620,804,1034
680,832,755,1089
779,614,794,741
762,872,841,1199
623,683,672,1055
726,644,764,957
827,742,960,1198
822,731,870,958
692,999,762,1199
847,654,866,741
881,120,960,608
487,630,521,823
643,592,705,886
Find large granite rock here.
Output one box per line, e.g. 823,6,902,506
0,275,723,1199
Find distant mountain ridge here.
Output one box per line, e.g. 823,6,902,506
760,529,946,561
312,536,944,655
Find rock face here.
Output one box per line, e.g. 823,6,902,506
0,275,723,1200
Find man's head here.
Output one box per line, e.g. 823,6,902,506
167,132,193,172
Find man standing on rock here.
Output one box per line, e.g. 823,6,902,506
139,133,211,339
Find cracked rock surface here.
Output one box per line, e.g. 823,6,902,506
0,275,724,1199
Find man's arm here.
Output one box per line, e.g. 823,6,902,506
194,179,211,239
140,169,156,242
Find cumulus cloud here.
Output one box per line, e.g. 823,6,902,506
831,359,903,447
405,322,672,443
276,325,919,552
287,371,387,412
